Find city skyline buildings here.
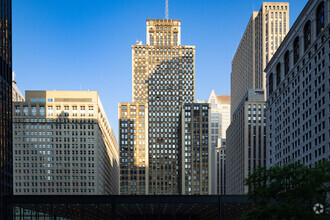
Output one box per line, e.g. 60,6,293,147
12,0,308,138
119,19,211,195
227,2,289,195
4,0,322,194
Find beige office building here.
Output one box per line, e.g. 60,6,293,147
227,2,289,195
226,90,266,194
231,2,289,118
119,19,203,195
13,91,119,195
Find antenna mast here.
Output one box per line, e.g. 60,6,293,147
165,0,169,19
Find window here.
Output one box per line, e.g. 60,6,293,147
40,106,45,116
316,2,324,36
293,37,300,64
269,73,274,95
39,98,45,102
276,63,281,86
304,21,311,52
47,106,53,116
47,98,53,102
31,98,36,102
284,50,290,75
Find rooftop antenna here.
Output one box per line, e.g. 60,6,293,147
165,0,169,19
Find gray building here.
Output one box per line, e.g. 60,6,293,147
266,0,329,167
215,141,226,195
226,90,266,194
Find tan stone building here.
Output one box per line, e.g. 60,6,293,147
231,2,289,118
13,91,119,195
119,19,208,195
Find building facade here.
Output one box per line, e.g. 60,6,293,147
13,91,119,195
227,2,289,195
226,90,266,195
214,141,226,195
231,2,289,118
266,0,329,167
180,103,211,195
119,19,210,195
206,90,230,194
12,72,24,102
0,0,12,216
118,102,148,194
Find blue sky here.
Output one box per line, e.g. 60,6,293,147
13,0,308,138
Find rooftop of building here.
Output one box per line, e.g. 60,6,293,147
216,95,231,104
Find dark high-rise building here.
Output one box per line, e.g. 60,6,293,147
180,103,211,195
0,0,12,216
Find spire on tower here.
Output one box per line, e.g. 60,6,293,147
165,0,169,19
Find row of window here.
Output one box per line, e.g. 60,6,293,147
269,2,325,94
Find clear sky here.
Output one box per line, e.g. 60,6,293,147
13,0,308,138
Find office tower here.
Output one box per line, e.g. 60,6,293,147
119,19,197,195
13,91,119,195
12,72,25,102
226,90,266,194
266,0,329,167
180,103,210,195
0,0,12,216
206,90,230,194
227,2,289,195
231,2,289,118
214,141,226,195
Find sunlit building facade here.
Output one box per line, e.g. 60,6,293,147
231,2,289,117
119,19,206,195
13,91,119,195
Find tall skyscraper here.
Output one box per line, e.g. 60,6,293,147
266,0,329,167
0,0,12,216
13,91,119,195
227,2,289,195
231,2,289,118
119,19,209,195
